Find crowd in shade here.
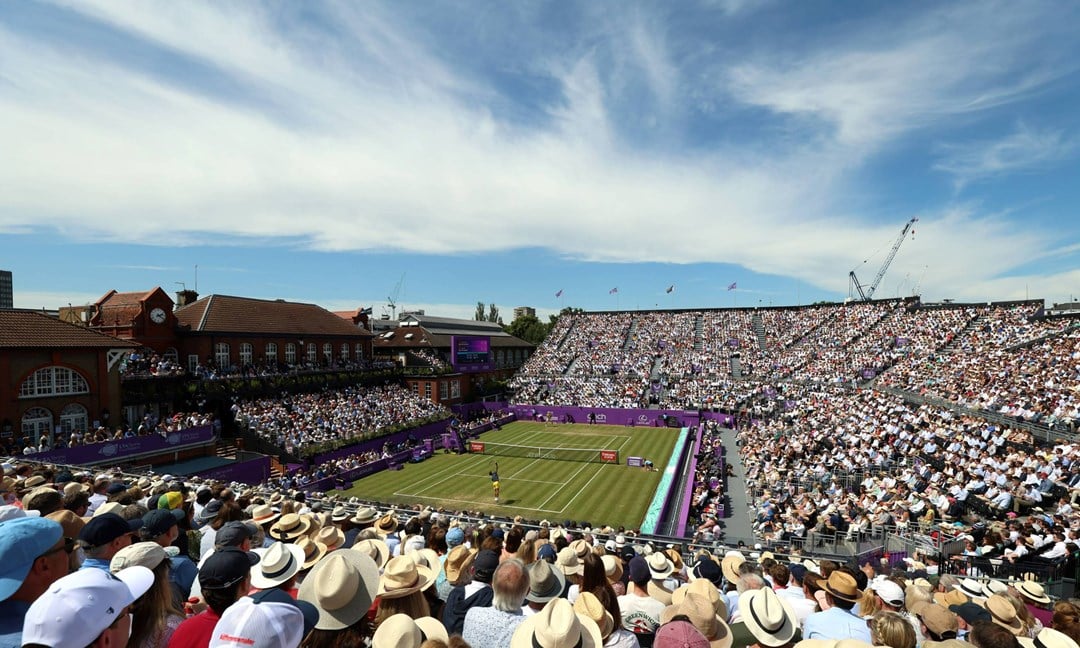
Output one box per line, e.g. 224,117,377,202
4,411,218,458
4,460,1080,648
231,384,448,454
122,347,396,381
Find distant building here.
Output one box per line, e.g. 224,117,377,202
513,306,536,320
0,270,12,310
0,309,137,448
372,312,534,404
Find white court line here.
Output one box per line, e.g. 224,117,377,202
554,432,636,513
536,460,591,511
457,473,566,485
393,493,567,514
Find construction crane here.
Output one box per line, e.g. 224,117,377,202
385,273,406,320
848,217,918,301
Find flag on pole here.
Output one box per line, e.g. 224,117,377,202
727,282,737,291
665,285,675,294
609,287,619,295
555,289,563,298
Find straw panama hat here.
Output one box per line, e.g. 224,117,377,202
647,552,675,579
444,546,477,584
371,614,448,648
269,513,311,542
661,591,733,648
377,555,436,599
315,526,345,552
986,594,1024,636
574,592,615,641
821,571,863,603
526,560,567,605
673,578,728,618
353,538,390,568
250,542,306,590
739,586,798,647
511,598,602,648
1016,581,1051,604
298,549,380,630
250,505,280,527
556,547,584,576
601,554,623,584
296,537,327,571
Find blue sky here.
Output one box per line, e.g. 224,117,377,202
3,1,1080,320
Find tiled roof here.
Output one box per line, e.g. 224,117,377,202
96,289,157,308
0,310,138,348
372,328,532,349
175,295,373,338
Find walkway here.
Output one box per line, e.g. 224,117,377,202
718,428,755,545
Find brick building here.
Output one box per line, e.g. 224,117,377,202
0,310,137,449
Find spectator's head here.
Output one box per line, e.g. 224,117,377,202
78,513,142,562
471,549,500,585
491,558,531,612
820,570,862,611
0,517,67,605
208,589,318,648
510,598,601,648
199,548,260,615
869,610,917,648
969,620,1022,648
910,602,959,641
22,566,153,648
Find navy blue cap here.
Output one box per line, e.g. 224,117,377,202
106,482,128,495
199,548,260,590
78,513,143,547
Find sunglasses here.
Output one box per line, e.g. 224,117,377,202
41,537,77,558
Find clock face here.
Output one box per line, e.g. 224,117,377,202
150,307,167,324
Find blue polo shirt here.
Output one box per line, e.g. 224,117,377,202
0,598,32,648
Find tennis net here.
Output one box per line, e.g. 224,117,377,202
469,441,619,464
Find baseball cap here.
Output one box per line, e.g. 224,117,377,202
628,556,651,585
157,491,184,511
870,578,905,607
537,543,558,562
0,504,39,523
0,517,63,601
252,588,319,636
472,550,500,581
106,482,128,495
446,527,465,547
22,566,155,648
209,592,310,648
950,602,991,625
200,547,260,591
79,513,143,548
216,521,258,548
655,619,710,648
110,542,169,572
142,509,184,538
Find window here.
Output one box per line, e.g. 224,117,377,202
19,367,89,398
341,343,349,360
355,343,364,360
424,382,432,400
307,343,317,363
22,407,53,444
214,343,230,368
451,380,461,398
439,381,448,400
188,355,199,373
164,348,179,362
323,343,333,363
59,404,88,436
285,343,297,365
266,343,278,364
239,343,253,366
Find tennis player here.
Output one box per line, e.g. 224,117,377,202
490,462,500,502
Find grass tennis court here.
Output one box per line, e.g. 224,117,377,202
340,421,682,529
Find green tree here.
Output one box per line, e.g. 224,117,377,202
474,301,486,321
487,303,502,325
505,313,550,345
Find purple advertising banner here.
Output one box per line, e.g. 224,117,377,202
31,425,216,466
195,456,272,484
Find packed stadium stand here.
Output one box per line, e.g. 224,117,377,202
6,296,1080,647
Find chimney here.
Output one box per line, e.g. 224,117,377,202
175,289,199,308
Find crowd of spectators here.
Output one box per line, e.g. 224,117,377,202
5,411,218,457
735,383,1080,562
232,384,449,455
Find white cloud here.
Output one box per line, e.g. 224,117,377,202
0,1,1076,305
934,123,1075,187
13,291,104,311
